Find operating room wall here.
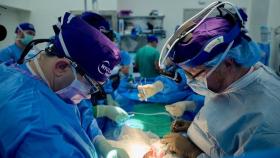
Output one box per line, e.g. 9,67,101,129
248,0,280,71
0,0,86,49
248,0,270,42
98,0,117,11
25,0,85,39
267,0,280,71
0,7,30,48
0,0,31,10
268,0,280,28
117,0,252,51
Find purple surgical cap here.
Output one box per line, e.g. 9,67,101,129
15,22,36,33
80,11,110,32
169,17,233,64
80,11,114,41
53,12,120,82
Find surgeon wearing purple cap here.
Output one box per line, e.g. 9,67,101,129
0,22,36,63
160,1,280,158
0,12,129,158
80,11,129,117
80,11,114,41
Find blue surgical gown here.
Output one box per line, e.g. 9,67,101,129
188,63,280,158
0,43,22,63
0,62,99,157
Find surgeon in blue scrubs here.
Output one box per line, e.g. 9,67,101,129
0,12,129,158
0,22,36,63
159,2,280,158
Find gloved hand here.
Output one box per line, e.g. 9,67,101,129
107,147,129,158
161,133,202,158
165,101,196,117
171,119,191,133
137,81,164,101
95,136,129,158
106,94,120,106
95,105,129,124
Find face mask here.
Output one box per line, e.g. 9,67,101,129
33,55,91,104
21,33,34,45
56,66,91,104
187,76,217,96
186,56,228,96
186,41,234,96
17,25,34,46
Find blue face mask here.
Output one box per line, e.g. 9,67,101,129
17,25,34,45
21,33,34,45
56,67,91,104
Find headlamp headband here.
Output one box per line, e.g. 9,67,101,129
159,1,246,69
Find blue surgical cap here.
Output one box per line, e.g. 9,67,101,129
147,35,158,43
15,22,36,33
120,51,131,66
205,38,261,68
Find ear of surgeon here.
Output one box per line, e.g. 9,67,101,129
30,53,92,104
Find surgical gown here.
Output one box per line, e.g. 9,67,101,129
0,62,100,157
187,63,280,158
0,43,22,63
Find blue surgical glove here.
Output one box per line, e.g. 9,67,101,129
95,136,129,158
95,105,129,124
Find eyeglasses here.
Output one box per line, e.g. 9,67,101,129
177,61,207,80
70,61,104,95
83,75,104,95
184,69,206,80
